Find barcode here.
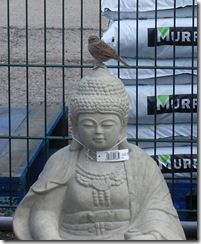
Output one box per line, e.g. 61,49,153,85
106,151,120,160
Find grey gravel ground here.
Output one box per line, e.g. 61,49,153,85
0,0,107,240
0,230,16,240
0,0,108,106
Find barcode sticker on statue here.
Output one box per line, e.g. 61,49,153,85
96,149,129,162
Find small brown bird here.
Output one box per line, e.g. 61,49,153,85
88,35,130,68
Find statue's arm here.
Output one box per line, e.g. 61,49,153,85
124,148,185,240
29,185,66,240
124,229,159,240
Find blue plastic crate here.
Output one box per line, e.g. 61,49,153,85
0,102,68,207
167,180,197,221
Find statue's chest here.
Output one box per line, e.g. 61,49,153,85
63,161,129,212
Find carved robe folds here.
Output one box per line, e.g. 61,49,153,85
13,144,186,240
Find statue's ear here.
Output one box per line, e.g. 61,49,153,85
119,125,126,140
118,117,128,140
118,118,132,152
69,139,82,151
69,120,82,151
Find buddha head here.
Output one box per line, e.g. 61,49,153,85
69,67,129,151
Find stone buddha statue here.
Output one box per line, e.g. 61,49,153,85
13,67,186,240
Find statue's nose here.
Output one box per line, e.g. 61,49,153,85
95,125,103,134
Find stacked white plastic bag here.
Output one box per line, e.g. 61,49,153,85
102,18,197,59
101,0,197,20
101,0,197,178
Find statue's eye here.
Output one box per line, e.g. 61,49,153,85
83,124,94,128
81,121,95,129
101,122,114,128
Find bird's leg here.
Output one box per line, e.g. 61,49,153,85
93,61,106,70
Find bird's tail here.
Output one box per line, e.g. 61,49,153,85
117,57,130,68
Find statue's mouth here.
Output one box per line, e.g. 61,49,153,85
93,138,105,143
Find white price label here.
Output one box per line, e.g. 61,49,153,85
96,149,129,162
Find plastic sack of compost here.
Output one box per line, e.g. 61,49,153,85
102,18,197,59
122,74,197,86
144,146,197,177
144,145,197,221
126,123,197,148
105,57,197,82
125,84,197,124
101,0,197,20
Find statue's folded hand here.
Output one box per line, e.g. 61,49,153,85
124,229,156,240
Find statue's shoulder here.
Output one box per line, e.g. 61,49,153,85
41,144,78,177
48,145,71,160
128,143,149,157
32,145,77,193
128,143,159,169
45,145,73,168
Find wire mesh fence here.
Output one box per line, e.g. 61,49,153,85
0,0,197,228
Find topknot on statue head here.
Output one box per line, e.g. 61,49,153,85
69,67,130,151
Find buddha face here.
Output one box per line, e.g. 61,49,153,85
78,113,123,151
